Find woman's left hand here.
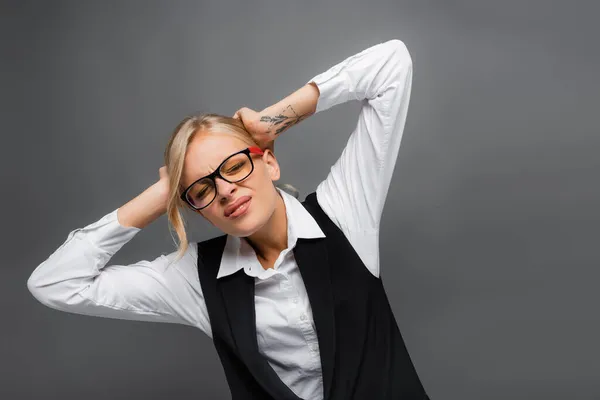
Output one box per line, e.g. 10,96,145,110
232,107,277,152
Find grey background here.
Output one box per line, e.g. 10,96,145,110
2,0,599,399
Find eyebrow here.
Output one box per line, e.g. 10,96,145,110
187,150,237,185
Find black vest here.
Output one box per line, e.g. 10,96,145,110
197,192,430,400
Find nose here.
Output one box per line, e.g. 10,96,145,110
215,176,237,201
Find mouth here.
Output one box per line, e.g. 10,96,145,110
225,196,252,218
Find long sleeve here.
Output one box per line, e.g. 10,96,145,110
27,208,213,337
306,39,413,278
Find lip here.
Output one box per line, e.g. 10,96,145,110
224,196,252,218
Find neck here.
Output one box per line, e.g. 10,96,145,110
244,190,288,262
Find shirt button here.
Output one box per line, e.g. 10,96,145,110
300,314,306,321
310,344,318,351
293,298,298,304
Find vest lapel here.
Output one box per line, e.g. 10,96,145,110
219,270,301,400
293,237,336,400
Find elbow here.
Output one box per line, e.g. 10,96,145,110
27,269,92,312
387,39,412,70
27,272,64,310
27,274,49,307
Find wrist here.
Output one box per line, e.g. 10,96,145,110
258,84,318,137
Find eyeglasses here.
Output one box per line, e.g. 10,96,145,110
180,146,265,210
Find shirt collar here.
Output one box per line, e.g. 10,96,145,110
216,187,325,279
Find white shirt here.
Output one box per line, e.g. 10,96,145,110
27,38,413,400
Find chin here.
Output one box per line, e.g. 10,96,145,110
224,216,264,238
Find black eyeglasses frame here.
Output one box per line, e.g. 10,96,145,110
179,146,264,211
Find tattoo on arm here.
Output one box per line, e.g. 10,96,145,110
259,105,310,135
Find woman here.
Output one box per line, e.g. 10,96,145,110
28,38,429,400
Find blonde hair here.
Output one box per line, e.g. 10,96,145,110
163,112,299,264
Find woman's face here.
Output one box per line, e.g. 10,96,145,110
181,133,281,237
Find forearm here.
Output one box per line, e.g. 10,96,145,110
117,182,167,229
259,82,320,137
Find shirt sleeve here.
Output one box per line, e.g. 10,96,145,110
305,39,413,278
26,208,213,338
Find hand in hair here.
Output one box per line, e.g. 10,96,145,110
154,165,171,212
232,107,276,153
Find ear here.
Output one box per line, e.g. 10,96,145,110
262,149,281,181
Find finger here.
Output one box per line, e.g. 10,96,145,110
234,107,247,119
159,166,168,179
232,108,243,119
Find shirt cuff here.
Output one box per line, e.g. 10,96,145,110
72,208,141,258
306,67,351,114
